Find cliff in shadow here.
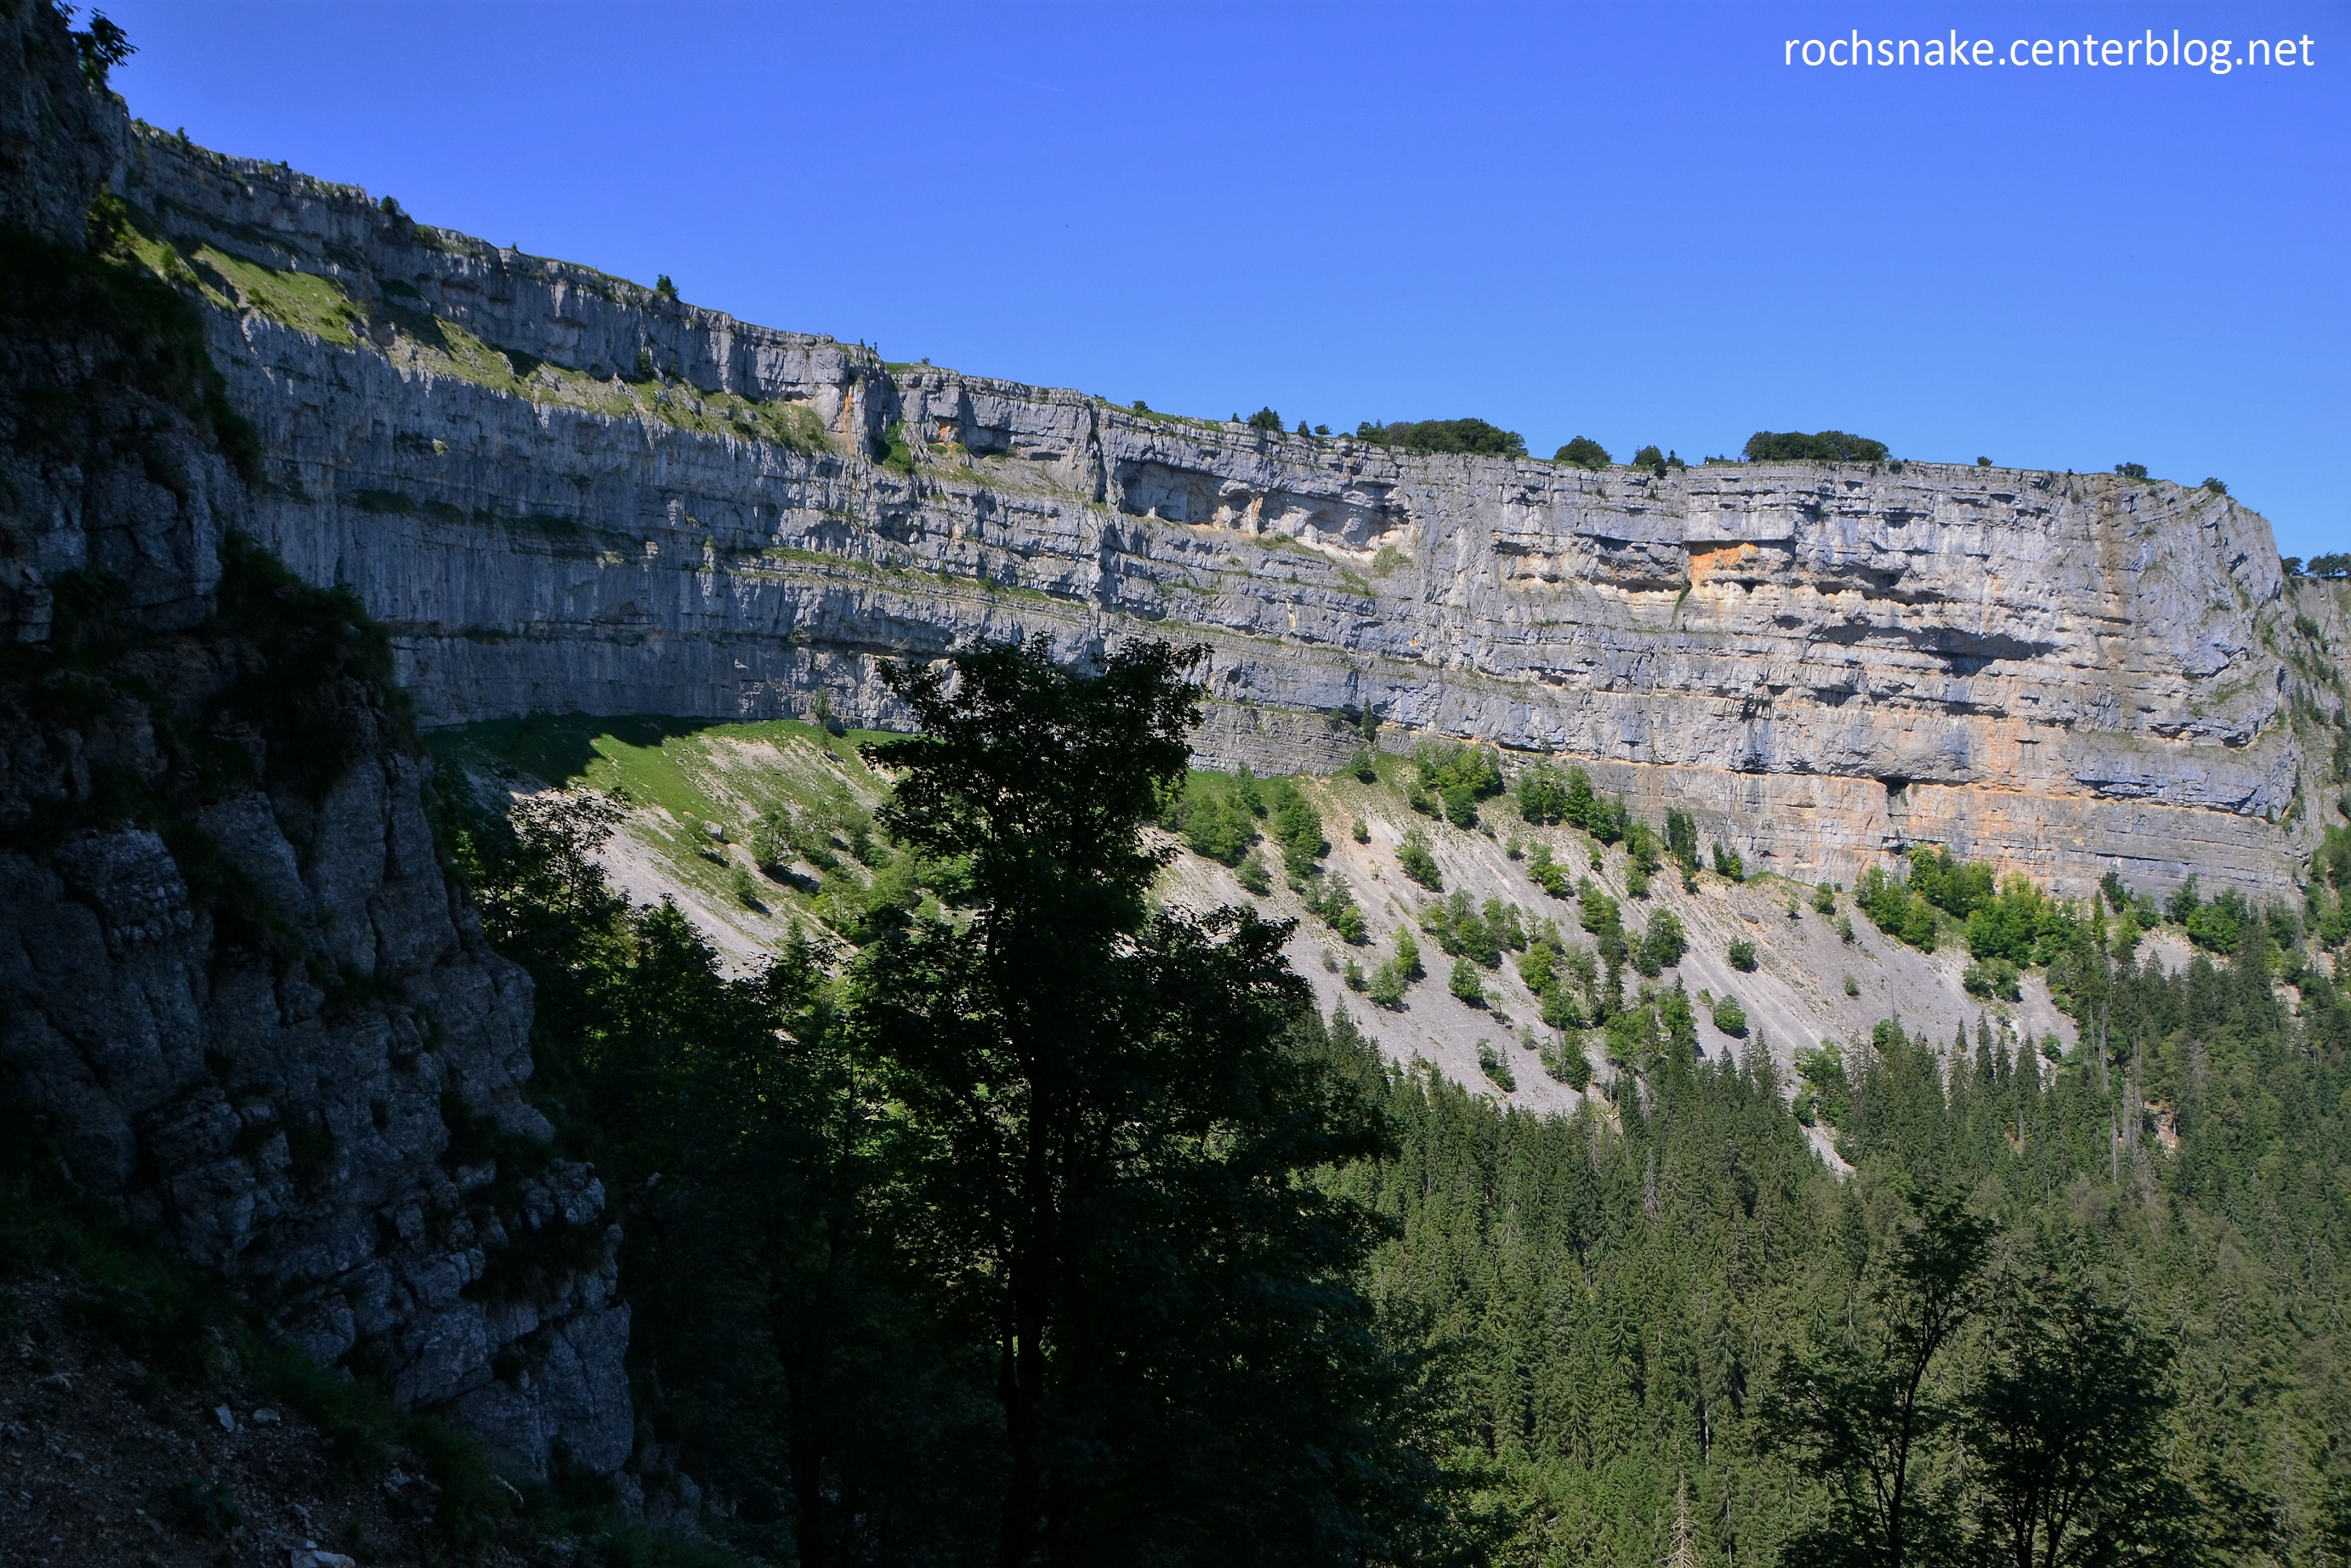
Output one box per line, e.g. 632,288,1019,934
0,1,628,1482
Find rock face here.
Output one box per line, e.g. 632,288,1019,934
97,128,2333,899
0,3,628,1480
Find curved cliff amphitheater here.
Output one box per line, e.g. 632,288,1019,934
129,128,2337,901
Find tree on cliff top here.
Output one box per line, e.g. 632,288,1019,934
1743,429,1892,463
1353,418,1527,458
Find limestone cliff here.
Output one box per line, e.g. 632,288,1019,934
83,125,2335,899
0,3,627,1480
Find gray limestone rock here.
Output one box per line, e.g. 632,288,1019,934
106,120,2337,899
0,2,630,1480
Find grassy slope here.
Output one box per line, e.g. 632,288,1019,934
435,718,2074,1118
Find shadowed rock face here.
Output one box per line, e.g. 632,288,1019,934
0,2,628,1480
88,107,2335,899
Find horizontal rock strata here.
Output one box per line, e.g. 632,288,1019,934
108,128,2340,898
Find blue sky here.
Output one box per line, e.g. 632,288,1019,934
99,1,2348,557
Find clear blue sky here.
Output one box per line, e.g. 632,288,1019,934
98,1,2348,557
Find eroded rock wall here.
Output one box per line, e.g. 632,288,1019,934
0,2,627,1480
111,108,2340,900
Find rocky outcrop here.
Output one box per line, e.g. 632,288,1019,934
0,1,627,1480
97,124,2337,900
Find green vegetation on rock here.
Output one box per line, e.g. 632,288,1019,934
1742,429,1892,463
1353,417,1527,458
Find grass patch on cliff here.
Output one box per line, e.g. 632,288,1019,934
107,197,829,459
434,714,898,921
386,312,830,454
99,195,362,345
3,199,260,482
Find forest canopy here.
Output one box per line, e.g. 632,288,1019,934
443,639,2351,1567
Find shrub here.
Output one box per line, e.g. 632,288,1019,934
1843,972,1860,997
1813,880,1837,915
1857,865,1938,952
1264,777,1326,880
1414,742,1503,827
1167,773,1258,866
1540,983,1585,1031
655,273,679,298
1351,815,1370,843
1631,444,1667,477
1962,957,2022,1001
1711,994,1748,1036
1236,848,1271,895
1964,874,2071,965
1396,828,1442,889
1518,764,1570,825
1343,958,1366,992
2115,462,2149,480
1640,909,1686,973
879,419,914,474
1393,929,1423,981
1308,877,1367,943
1475,1038,1514,1089
1554,435,1610,469
1579,883,1621,940
1349,746,1378,783
2203,476,2229,496
1908,845,1995,920
1528,844,1571,897
1423,891,1517,969
1366,931,1423,1009
1727,938,1757,972
1741,429,1889,463
1246,406,1284,432
1627,820,1662,885
1656,983,1699,1056
1665,810,1700,872
1584,791,1632,849
1712,842,1744,881
1543,1035,1593,1089
1792,1042,1850,1126
2185,888,2250,952
1355,418,1527,457
1231,764,1265,816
